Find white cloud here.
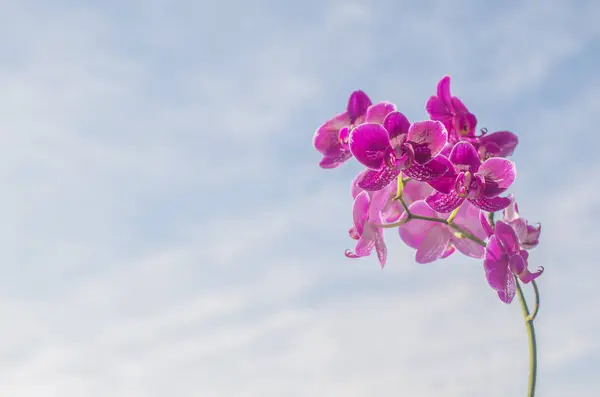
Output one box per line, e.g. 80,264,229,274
1,0,599,396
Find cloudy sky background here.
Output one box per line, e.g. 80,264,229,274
1,0,599,396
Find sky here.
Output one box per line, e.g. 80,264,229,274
0,0,599,396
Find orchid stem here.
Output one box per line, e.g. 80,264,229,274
376,202,539,396
448,223,486,247
515,276,538,397
526,280,540,322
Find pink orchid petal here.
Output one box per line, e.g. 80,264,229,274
479,211,494,238
440,243,456,258
374,228,388,268
383,111,411,140
416,225,452,264
357,166,401,191
494,220,520,254
365,102,396,124
347,90,372,123
508,253,526,275
407,120,448,164
425,190,464,213
437,75,452,107
398,201,438,249
319,149,353,169
402,180,434,203
352,191,370,235
403,156,448,182
426,156,457,194
503,194,518,221
518,266,544,283
351,170,367,199
313,113,350,155
470,195,511,212
484,235,509,291
349,123,392,170
479,157,516,198
451,233,484,258
425,96,453,133
497,274,516,304
480,131,518,157
449,141,481,172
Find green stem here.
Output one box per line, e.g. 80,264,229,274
448,223,487,247
526,280,540,322
377,197,539,396
515,277,537,397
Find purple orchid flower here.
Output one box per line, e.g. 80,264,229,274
398,200,486,263
346,190,387,267
425,141,516,213
313,90,396,169
484,220,544,303
348,112,449,191
426,76,478,141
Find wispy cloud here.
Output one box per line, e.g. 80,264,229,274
0,0,599,396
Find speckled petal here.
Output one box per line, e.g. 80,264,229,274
478,157,516,198
449,141,481,172
425,190,464,213
403,156,448,182
470,195,511,212
319,149,353,169
497,275,516,304
349,123,392,170
407,120,448,164
357,166,401,191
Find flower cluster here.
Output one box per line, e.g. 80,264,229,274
313,76,543,303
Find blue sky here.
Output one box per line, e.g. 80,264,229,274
0,0,599,396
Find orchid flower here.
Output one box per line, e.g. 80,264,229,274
484,220,544,303
349,111,448,191
313,90,396,168
425,141,516,213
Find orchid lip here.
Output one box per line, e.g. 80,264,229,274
455,171,485,199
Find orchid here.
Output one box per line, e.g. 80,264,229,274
484,220,544,303
345,190,387,267
349,111,448,191
425,141,516,213
426,75,478,141
312,76,545,397
313,90,396,168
